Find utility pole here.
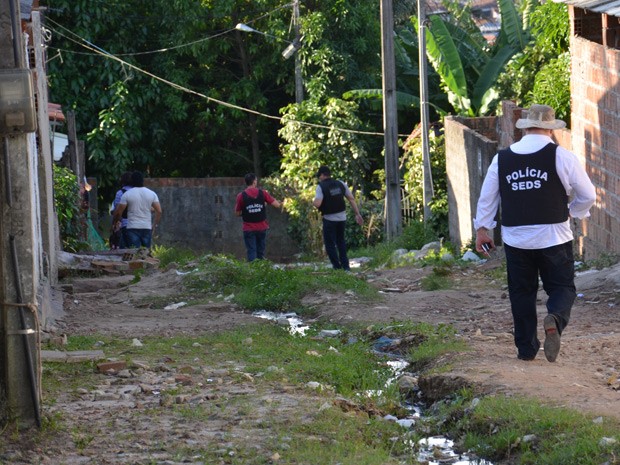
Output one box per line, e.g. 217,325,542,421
418,0,434,222
0,0,42,427
293,0,303,104
380,0,402,241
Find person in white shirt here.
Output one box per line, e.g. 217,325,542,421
474,104,596,362
113,171,162,249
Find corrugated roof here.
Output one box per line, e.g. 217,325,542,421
554,0,620,17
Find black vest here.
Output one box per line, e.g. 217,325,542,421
498,143,569,227
241,189,266,223
318,179,346,215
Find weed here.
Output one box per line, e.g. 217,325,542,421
420,272,452,291
438,394,620,465
151,245,196,268
131,268,145,284
71,428,94,452
184,256,377,311
583,252,620,270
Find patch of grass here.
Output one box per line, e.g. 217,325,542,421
437,394,620,465
130,268,145,284
71,428,94,452
151,245,197,269
583,252,620,270
484,260,507,283
420,263,455,291
406,323,469,370
184,256,377,311
349,240,399,267
282,408,411,464
37,325,415,463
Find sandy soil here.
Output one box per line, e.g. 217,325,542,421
56,255,620,421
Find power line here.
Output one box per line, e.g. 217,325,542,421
46,21,407,138
44,3,295,57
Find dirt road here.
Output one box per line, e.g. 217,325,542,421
57,255,620,421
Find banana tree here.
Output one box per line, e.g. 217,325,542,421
343,26,449,118
424,0,539,116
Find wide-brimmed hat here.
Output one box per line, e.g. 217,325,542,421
515,104,566,130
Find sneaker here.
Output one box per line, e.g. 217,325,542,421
543,314,561,362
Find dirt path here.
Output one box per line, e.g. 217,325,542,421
56,257,620,421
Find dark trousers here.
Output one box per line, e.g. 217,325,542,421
243,230,267,261
504,241,576,359
322,219,349,270
125,228,153,248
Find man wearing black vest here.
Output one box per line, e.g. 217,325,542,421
313,166,363,271
474,104,595,363
235,173,281,261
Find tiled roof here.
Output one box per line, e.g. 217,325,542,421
553,0,620,17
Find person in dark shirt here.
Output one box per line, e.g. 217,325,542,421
312,165,363,271
234,173,282,261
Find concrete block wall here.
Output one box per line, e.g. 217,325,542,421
444,115,498,250
570,36,620,260
144,178,299,262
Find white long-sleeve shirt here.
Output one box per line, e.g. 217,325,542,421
474,134,596,249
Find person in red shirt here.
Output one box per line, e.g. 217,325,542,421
235,173,282,261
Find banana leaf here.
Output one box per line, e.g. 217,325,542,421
425,15,470,113
498,0,527,50
472,45,517,111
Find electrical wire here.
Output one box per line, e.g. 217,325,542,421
46,20,405,137
44,3,294,57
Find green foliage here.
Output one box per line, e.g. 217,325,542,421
496,1,570,116
185,255,377,311
299,2,381,102
53,165,86,252
398,220,439,250
419,0,533,116
47,0,384,201
279,98,371,191
530,53,571,122
412,0,533,116
150,245,196,269
401,134,449,239
277,98,384,255
420,265,453,291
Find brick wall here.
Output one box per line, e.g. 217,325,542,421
143,178,299,261
570,36,620,260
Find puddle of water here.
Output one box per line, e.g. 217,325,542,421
252,311,494,465
252,310,309,335
418,436,493,464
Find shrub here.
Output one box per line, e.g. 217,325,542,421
53,165,86,252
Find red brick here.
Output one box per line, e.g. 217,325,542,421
97,361,127,373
